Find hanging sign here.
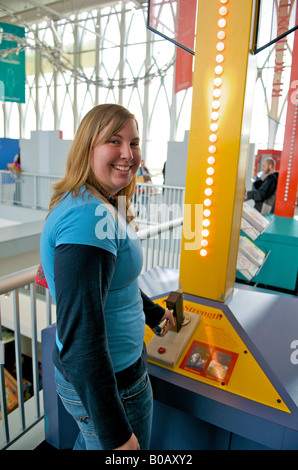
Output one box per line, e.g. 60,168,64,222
0,22,25,103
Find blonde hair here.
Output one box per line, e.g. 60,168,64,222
48,104,139,226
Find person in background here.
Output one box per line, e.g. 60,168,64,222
137,159,151,179
136,160,152,217
40,104,175,450
162,160,166,185
245,157,279,214
7,152,21,203
7,152,21,174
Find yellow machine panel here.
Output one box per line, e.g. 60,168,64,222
145,297,290,413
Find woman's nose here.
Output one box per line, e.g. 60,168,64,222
120,143,133,160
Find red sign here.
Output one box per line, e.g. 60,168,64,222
174,0,196,93
275,2,298,217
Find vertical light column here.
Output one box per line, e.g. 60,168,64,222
179,0,257,302
274,2,298,218
199,1,229,258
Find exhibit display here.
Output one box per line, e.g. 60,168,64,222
143,0,298,450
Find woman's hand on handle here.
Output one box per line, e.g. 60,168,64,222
114,433,140,450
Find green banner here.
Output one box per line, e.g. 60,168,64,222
0,22,25,103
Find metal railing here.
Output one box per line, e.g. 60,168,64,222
0,216,183,449
0,170,60,210
132,182,185,224
0,266,54,449
139,217,183,272
0,170,185,219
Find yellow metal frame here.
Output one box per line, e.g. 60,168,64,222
179,0,257,302
144,0,291,417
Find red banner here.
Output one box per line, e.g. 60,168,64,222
174,0,197,93
275,1,298,217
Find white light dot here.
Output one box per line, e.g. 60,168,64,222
200,249,208,257
206,177,214,186
209,134,217,142
202,219,210,227
216,54,224,64
201,229,209,237
203,209,211,217
214,77,222,87
217,30,226,40
205,188,212,196
204,199,212,207
218,19,227,28
211,111,219,121
219,6,228,15
213,88,221,98
207,167,215,175
208,145,216,153
220,0,229,3
212,100,220,109
201,239,208,247
207,156,215,164
210,123,218,132
216,42,225,52
215,65,223,75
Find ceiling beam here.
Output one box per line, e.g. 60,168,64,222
0,0,146,25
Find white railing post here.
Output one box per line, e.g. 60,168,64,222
12,289,26,431
0,266,49,449
30,282,40,418
139,217,183,274
33,175,38,209
0,302,10,444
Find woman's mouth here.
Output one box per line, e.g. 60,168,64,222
113,165,131,173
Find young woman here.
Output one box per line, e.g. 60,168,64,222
40,104,174,450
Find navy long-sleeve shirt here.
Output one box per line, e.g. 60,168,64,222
40,189,165,449
52,243,165,449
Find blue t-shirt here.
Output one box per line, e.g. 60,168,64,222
40,188,145,373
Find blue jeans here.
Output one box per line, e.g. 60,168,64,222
54,367,153,450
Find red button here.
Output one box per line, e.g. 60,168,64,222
158,347,166,354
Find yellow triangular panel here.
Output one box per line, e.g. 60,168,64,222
145,297,290,413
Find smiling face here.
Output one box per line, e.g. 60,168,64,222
90,118,141,195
